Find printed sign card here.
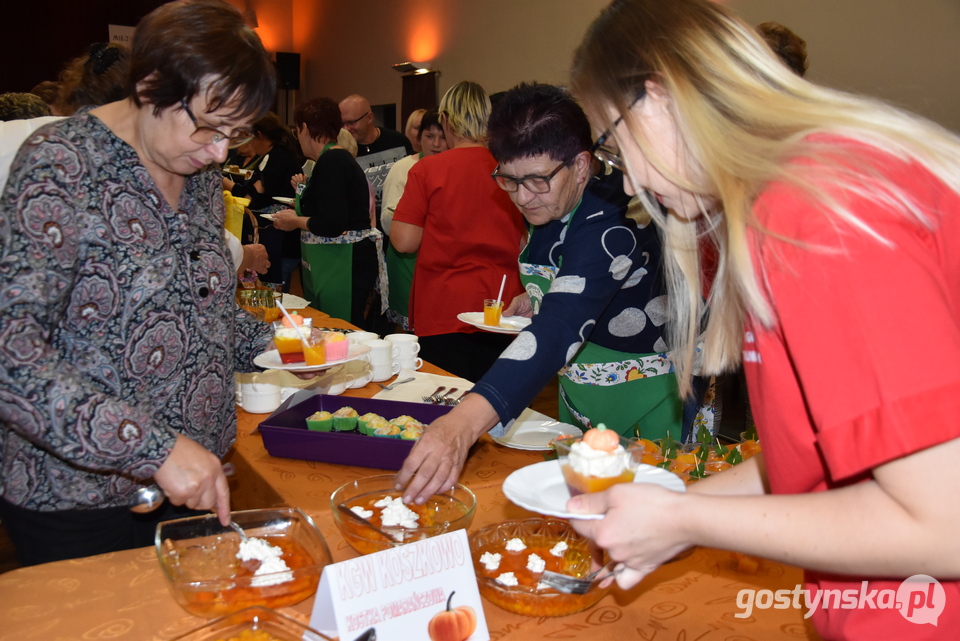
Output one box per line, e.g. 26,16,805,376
310,529,488,641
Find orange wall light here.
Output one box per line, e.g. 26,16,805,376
408,16,440,63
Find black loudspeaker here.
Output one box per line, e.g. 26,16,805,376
275,52,300,90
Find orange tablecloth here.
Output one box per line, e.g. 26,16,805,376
0,310,821,640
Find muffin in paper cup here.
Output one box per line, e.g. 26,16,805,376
332,406,358,431
306,411,333,432
358,412,384,435
374,424,401,439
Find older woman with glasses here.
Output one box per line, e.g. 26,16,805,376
397,82,684,504
0,0,276,565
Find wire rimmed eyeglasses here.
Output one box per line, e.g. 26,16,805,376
343,110,370,127
491,155,576,194
589,90,646,172
180,99,254,149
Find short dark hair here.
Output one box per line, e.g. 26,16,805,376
487,82,592,164
128,0,276,120
417,110,442,138
294,97,342,142
0,92,51,121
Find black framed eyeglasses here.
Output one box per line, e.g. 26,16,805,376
491,155,576,194
342,111,370,127
180,99,254,149
589,90,646,172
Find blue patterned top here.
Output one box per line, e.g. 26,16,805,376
473,169,669,426
0,113,271,510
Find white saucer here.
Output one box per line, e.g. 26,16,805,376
502,460,686,520
492,418,582,451
457,312,531,334
272,196,295,206
253,344,370,373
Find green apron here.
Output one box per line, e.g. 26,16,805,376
385,246,416,330
296,152,389,321
518,210,682,441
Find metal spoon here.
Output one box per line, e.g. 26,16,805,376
377,376,415,391
336,503,400,546
129,462,236,513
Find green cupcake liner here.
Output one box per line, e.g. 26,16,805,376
306,419,333,432
333,416,358,431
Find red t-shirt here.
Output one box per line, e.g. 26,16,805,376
392,147,525,336
744,138,960,639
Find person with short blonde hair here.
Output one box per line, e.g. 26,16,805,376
567,0,960,638
438,80,490,143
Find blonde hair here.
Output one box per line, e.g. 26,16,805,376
439,81,491,142
572,0,960,395
337,128,358,157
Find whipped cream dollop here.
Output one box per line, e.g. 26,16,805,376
237,537,293,587
505,538,526,552
526,553,545,573
274,326,311,340
568,440,631,478
549,541,568,557
496,572,518,587
479,551,502,571
350,506,374,519
375,497,419,529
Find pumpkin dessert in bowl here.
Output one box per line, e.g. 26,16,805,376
469,518,611,617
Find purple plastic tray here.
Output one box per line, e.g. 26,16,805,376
257,395,453,470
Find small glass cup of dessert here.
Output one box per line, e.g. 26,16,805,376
271,316,313,364
553,428,641,497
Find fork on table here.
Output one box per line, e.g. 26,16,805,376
538,562,625,594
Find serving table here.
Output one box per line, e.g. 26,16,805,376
0,309,821,640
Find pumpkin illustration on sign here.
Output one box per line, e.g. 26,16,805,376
428,591,477,641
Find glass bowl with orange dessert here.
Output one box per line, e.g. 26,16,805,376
331,475,476,555
469,518,611,617
553,425,642,496
156,508,332,618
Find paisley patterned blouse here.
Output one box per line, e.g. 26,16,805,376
0,113,271,511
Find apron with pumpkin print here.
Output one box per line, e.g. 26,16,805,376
519,215,682,441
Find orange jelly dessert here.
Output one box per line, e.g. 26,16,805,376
554,425,636,496
171,536,318,618
272,315,312,364
471,527,607,617
339,491,471,555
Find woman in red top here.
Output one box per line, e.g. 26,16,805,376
567,1,960,639
391,81,525,382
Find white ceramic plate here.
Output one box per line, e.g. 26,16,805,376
273,196,296,206
253,344,370,373
502,460,686,520
492,419,583,451
280,293,309,309
457,312,531,335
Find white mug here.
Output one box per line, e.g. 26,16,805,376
326,372,357,396
371,361,401,382
385,333,420,355
240,383,281,413
348,331,379,345
397,356,423,371
364,339,400,366
347,363,374,388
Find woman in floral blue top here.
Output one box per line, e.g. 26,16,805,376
398,83,684,503
0,0,276,565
